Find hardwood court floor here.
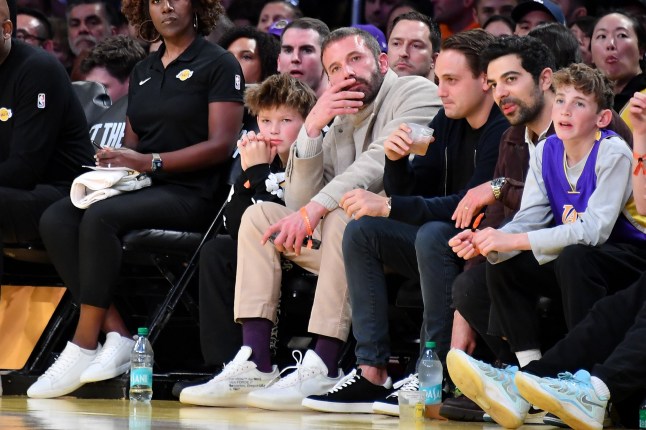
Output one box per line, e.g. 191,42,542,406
0,396,540,430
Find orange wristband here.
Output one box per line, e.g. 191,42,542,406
299,207,314,249
634,152,646,176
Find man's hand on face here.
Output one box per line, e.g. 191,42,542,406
304,77,364,137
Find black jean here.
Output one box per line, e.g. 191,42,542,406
452,263,516,364
343,217,461,366
198,234,242,366
39,184,216,308
487,243,646,352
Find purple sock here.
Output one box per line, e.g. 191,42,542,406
241,318,273,372
314,335,343,377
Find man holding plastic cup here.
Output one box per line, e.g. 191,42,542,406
307,29,509,415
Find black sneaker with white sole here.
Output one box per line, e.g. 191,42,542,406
301,368,393,413
440,394,486,421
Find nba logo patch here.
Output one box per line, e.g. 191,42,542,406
235,74,241,90
37,93,46,109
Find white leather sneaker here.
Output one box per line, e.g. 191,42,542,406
80,332,134,383
247,350,344,411
27,342,99,398
179,346,278,407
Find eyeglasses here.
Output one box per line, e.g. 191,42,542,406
15,29,46,45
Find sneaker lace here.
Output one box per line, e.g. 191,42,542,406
386,373,419,399
266,350,322,389
327,369,360,394
213,358,255,382
92,341,120,364
394,373,419,391
41,350,81,380
549,372,588,395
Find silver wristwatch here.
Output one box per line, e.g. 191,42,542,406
491,177,507,200
151,153,163,172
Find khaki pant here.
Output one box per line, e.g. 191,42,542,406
234,202,351,340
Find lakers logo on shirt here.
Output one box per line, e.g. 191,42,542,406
0,107,12,122
562,204,579,224
176,69,194,81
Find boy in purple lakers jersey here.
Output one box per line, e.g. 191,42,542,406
450,63,646,371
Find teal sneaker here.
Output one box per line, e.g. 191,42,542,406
446,349,529,428
515,370,608,430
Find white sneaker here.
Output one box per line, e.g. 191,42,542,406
179,346,278,407
27,342,99,398
80,332,134,383
372,373,419,416
247,350,344,411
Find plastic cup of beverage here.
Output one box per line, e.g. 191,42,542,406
398,390,426,422
407,123,434,156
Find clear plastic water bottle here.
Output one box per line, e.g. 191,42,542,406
130,327,153,402
417,341,443,409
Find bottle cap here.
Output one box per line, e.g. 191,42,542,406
138,327,149,336
425,341,436,348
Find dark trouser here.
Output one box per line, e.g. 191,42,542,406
452,263,516,364
39,185,216,308
487,243,646,352
524,275,646,428
0,184,69,276
198,234,242,366
343,217,461,366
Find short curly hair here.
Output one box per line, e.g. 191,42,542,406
244,74,317,120
122,0,223,40
552,63,615,112
80,35,147,82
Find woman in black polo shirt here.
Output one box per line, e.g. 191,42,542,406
29,0,244,399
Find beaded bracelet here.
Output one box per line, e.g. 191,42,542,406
299,207,314,249
635,152,646,176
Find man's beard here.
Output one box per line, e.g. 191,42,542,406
356,68,385,108
500,86,545,126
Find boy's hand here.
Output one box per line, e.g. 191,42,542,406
304,78,364,137
340,189,389,219
452,182,496,228
238,131,275,170
629,92,646,138
448,230,480,260
472,228,528,256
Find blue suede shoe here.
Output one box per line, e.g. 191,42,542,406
446,349,529,428
515,370,608,430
